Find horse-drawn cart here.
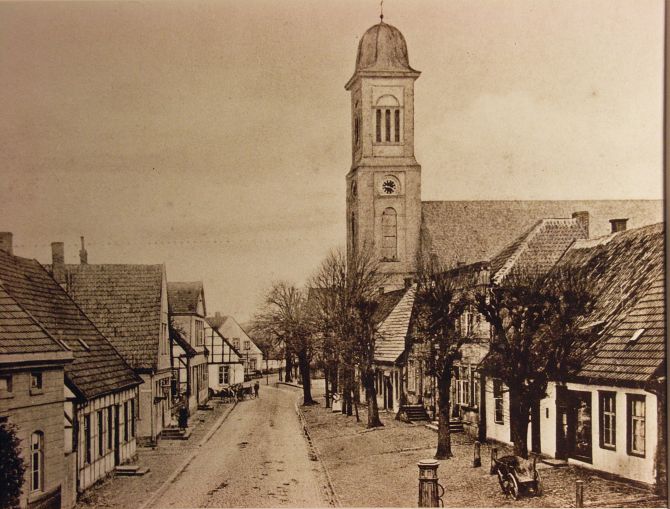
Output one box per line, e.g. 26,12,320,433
492,455,543,500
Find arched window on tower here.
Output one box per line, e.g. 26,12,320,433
31,431,44,492
354,101,361,147
374,95,402,145
351,212,356,253
381,208,397,261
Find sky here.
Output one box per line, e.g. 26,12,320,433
0,0,664,322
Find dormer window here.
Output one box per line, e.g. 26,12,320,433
374,95,402,144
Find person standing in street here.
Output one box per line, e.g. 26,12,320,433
254,380,260,398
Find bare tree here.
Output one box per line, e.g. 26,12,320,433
475,266,595,458
254,281,316,405
309,247,387,428
412,262,468,459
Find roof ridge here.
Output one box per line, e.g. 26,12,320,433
492,220,545,284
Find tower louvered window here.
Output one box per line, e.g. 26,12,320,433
373,95,402,144
381,208,397,261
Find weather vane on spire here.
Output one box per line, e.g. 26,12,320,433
380,0,384,21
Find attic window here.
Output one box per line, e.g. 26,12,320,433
78,338,91,351
628,329,645,344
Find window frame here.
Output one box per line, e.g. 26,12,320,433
84,414,91,464
381,207,398,261
627,394,646,457
493,379,504,424
598,391,616,451
97,409,105,457
31,431,44,493
30,371,43,395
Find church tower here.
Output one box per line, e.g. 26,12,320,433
345,18,422,288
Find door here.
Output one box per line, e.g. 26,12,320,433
567,391,592,463
385,376,394,410
113,405,120,466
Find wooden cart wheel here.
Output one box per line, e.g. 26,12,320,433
508,474,520,500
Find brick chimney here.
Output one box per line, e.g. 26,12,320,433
572,211,590,238
609,218,628,233
79,236,88,264
0,232,13,255
51,242,65,284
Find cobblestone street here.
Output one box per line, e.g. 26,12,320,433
301,391,666,508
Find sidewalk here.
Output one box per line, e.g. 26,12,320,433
75,399,236,509
301,397,665,508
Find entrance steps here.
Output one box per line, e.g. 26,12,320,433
115,464,150,476
424,419,464,433
161,426,192,440
541,457,568,468
401,405,430,422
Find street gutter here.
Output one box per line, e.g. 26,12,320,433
137,401,238,509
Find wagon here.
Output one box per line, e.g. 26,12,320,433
492,455,543,500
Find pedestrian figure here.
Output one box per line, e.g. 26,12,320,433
178,403,189,430
254,381,260,398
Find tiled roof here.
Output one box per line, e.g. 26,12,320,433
421,200,662,269
0,252,141,399
206,313,227,330
375,286,415,364
168,281,205,315
60,264,164,371
558,223,665,384
0,284,65,355
490,218,587,283
373,288,406,326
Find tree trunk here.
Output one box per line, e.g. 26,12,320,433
324,366,330,408
298,352,315,405
435,370,453,459
363,370,383,428
285,350,293,383
509,384,531,458
330,361,339,394
655,383,667,496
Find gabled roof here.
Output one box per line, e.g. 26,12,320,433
421,200,662,270
490,217,587,283
373,288,406,326
0,284,68,357
558,223,665,385
58,264,165,371
0,252,141,399
375,286,416,364
168,281,205,316
208,325,243,360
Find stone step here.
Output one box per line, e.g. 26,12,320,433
115,465,150,476
161,427,192,440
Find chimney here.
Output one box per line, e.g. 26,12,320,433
609,218,628,234
51,242,65,284
572,211,590,238
79,236,88,264
0,232,13,255
404,277,413,289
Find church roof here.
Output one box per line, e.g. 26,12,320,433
420,200,663,270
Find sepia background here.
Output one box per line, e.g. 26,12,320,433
0,0,664,321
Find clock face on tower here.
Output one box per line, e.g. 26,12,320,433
381,178,398,195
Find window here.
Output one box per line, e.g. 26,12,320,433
107,407,113,450
354,116,360,146
97,410,105,457
161,322,168,354
373,95,402,144
493,379,504,424
219,365,229,385
599,392,616,450
250,359,257,371
195,320,204,346
627,394,645,456
244,340,250,351
381,208,397,261
0,375,12,395
233,338,240,350
31,432,44,492
350,212,356,253
130,399,136,438
123,402,129,442
84,414,91,464
30,372,43,393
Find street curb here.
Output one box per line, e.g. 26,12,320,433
277,380,303,389
294,399,342,508
137,401,238,509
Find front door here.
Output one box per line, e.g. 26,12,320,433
385,377,393,410
114,405,120,466
567,391,592,463
531,400,541,454
555,386,569,460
